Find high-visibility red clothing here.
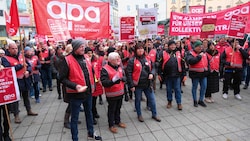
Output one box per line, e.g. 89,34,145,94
207,53,220,72
132,57,151,86
147,49,157,63
189,51,208,72
65,54,95,93
103,64,124,97
4,54,25,79
27,55,39,74
162,51,182,72
224,47,243,68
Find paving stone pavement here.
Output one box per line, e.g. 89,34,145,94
10,79,250,141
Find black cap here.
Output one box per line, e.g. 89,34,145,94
71,40,84,52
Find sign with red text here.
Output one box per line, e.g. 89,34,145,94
228,15,248,39
169,2,250,36
32,0,110,39
138,8,158,37
0,67,20,106
120,17,135,41
200,18,217,38
189,5,205,14
157,25,165,35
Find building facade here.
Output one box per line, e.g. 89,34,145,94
167,0,250,18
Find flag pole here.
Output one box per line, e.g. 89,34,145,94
4,105,14,141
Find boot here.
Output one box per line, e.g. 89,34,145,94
166,101,172,109
27,110,38,116
64,113,71,129
14,115,21,124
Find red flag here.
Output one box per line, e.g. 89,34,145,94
8,0,20,36
4,11,10,35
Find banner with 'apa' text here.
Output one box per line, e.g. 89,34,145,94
32,0,110,40
169,2,250,36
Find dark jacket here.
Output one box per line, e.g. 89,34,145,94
127,55,155,89
25,54,41,83
101,62,126,100
59,53,93,100
1,53,32,91
186,50,209,78
158,49,185,78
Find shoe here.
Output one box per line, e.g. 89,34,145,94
31,96,35,99
93,118,97,125
235,94,242,100
181,90,183,93
193,101,198,107
152,116,161,122
166,101,172,109
88,133,102,140
243,85,248,89
36,99,40,103
210,97,215,103
39,94,42,97
222,93,228,99
14,116,21,124
64,122,71,129
49,87,53,91
78,120,81,124
94,114,100,118
204,98,212,103
198,101,207,107
42,88,46,92
241,81,246,85
177,104,182,110
109,126,118,133
4,135,11,141
117,122,126,128
27,110,38,116
138,116,144,122
58,95,62,99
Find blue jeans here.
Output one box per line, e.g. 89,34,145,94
40,67,52,89
245,65,250,86
166,77,181,104
70,95,93,141
191,77,207,101
134,87,157,117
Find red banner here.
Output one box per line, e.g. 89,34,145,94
228,15,248,39
157,25,165,35
32,0,110,40
169,2,250,36
0,68,20,106
120,17,135,41
200,18,217,38
189,5,205,14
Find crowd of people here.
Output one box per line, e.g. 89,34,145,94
0,34,250,141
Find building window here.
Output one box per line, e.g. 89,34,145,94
172,0,176,4
208,7,212,12
217,6,221,11
145,4,148,8
127,5,130,11
154,3,159,9
226,5,231,8
136,5,139,10
171,6,177,12
0,10,3,17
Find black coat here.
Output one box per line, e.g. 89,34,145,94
206,71,219,93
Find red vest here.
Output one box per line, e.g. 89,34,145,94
26,55,39,74
162,51,182,72
103,64,124,97
132,57,151,86
65,54,95,93
147,49,157,63
189,51,208,72
122,50,129,67
4,54,25,79
206,53,220,72
225,47,243,68
40,49,50,63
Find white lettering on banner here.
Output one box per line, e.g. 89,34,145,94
47,1,100,23
4,94,15,101
191,8,203,13
224,5,249,20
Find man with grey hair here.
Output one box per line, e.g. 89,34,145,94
101,52,126,133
